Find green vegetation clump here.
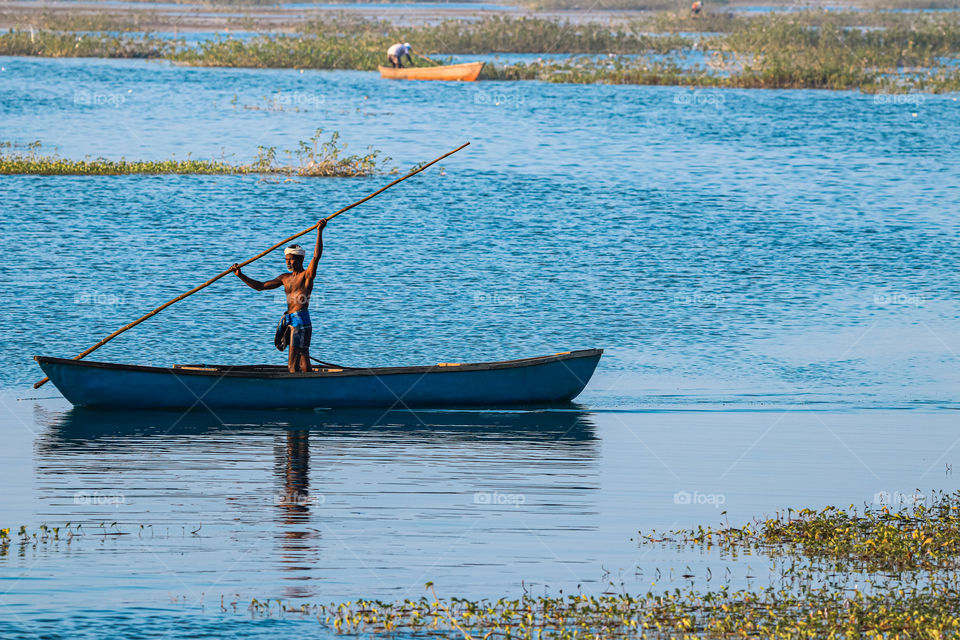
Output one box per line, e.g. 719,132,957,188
170,17,694,69
0,141,238,175
634,8,960,34
645,490,960,572
524,0,960,8
0,522,121,552
252,130,387,177
2,12,960,91
0,29,169,58
171,33,411,70
520,0,680,10
245,580,960,639
481,55,717,85
11,491,960,637
713,13,960,90
481,12,960,91
0,131,387,177
0,10,159,31
238,491,960,638
299,15,694,55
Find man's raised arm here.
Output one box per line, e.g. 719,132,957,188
306,219,326,281
232,264,283,291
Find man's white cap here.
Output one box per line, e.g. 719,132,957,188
284,244,305,257
404,42,411,48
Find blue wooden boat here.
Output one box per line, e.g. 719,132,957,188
34,349,602,410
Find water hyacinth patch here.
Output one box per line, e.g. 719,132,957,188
238,492,960,638
0,522,121,554
11,492,960,636
0,131,388,177
643,490,960,572
243,579,960,639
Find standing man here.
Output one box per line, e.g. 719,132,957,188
232,219,326,373
387,42,413,69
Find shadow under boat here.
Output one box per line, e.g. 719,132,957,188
34,405,598,452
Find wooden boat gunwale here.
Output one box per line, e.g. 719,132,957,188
34,349,602,380
377,60,484,81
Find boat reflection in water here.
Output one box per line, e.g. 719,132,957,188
34,406,599,598
36,406,597,445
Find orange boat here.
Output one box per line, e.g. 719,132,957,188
378,61,484,82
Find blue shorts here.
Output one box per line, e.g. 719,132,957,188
275,310,312,351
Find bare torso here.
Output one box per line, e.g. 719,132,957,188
280,269,314,313
231,218,325,373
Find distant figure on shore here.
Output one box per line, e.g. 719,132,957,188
387,42,413,68
691,1,703,14
231,219,326,373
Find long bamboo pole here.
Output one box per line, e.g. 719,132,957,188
34,141,470,389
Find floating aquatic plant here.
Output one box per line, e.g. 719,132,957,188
0,521,204,557
242,579,960,639
237,492,960,638
0,130,388,177
643,489,960,572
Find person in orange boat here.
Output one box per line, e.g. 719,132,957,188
231,219,326,373
387,42,413,68
691,1,703,14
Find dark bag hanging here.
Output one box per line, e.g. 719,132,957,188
274,316,289,351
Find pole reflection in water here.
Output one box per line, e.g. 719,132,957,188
31,406,599,598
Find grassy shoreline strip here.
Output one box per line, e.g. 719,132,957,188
0,131,388,177
3,12,960,92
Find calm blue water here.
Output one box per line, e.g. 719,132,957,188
2,56,959,407
1,55,959,637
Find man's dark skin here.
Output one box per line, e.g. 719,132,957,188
231,219,325,373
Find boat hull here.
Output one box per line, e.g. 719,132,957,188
378,61,484,82
35,350,602,410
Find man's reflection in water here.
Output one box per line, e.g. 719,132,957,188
275,430,319,598
38,408,600,601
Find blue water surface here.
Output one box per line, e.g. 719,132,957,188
1,56,958,407
1,54,959,638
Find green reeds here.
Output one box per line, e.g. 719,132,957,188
0,131,387,177
170,33,406,70
0,10,159,32
298,15,694,55
2,12,960,92
0,29,170,58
